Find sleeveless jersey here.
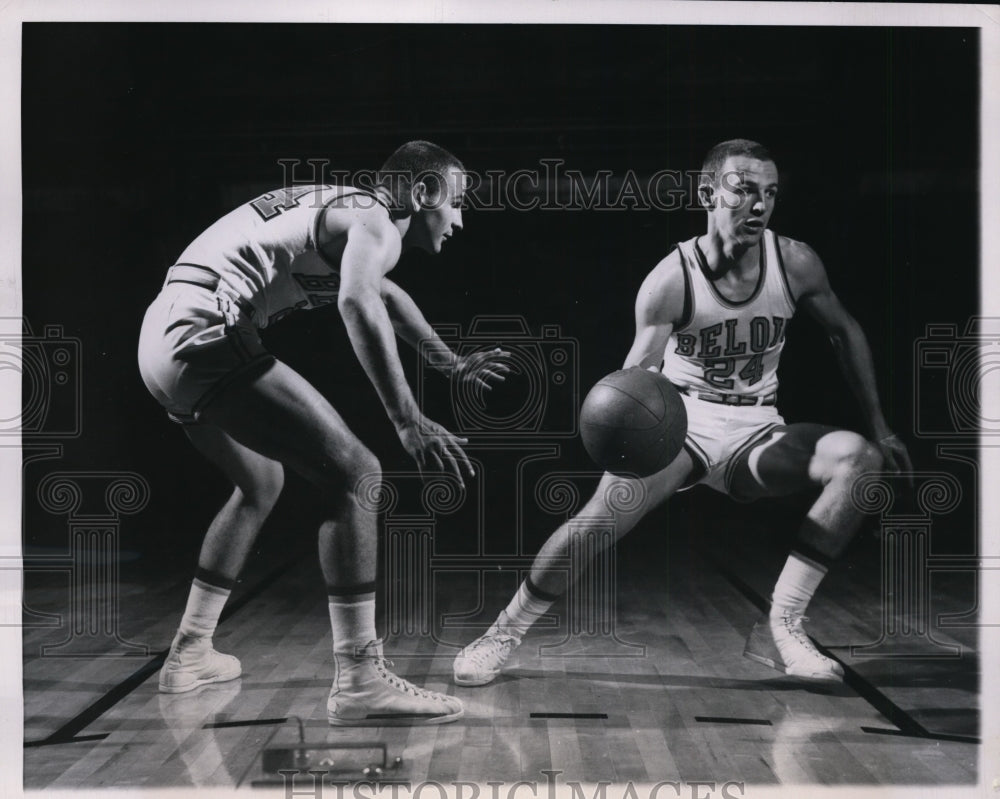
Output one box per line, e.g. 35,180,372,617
661,229,796,398
175,185,389,329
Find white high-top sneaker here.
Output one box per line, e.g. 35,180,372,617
328,640,464,726
743,609,844,683
159,632,242,694
452,611,522,687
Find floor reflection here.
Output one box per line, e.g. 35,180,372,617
156,679,243,786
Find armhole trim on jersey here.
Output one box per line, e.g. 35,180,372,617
674,244,694,331
312,188,390,270
772,231,797,311
693,237,767,309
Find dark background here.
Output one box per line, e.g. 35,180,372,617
21,24,980,571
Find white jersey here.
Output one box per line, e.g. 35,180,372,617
661,229,796,398
175,185,388,328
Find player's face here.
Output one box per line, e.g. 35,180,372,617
707,156,779,245
409,167,467,254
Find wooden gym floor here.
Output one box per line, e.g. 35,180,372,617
21,505,979,790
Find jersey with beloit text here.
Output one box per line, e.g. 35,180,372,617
175,185,388,329
661,229,796,398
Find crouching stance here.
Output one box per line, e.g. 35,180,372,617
454,139,910,686
139,141,509,724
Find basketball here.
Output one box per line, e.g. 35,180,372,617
579,368,688,477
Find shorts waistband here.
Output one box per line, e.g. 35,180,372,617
164,264,255,317
673,383,777,407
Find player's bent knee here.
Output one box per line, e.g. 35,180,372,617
817,431,882,483
343,448,382,498
249,462,285,510
840,436,882,475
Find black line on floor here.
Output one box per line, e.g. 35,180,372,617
530,713,608,719
36,556,303,745
695,716,772,726
860,726,981,745
205,717,289,730
698,548,937,741
24,733,111,748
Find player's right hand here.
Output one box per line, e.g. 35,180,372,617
452,347,513,391
877,432,914,484
396,416,474,487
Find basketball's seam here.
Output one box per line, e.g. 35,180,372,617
592,382,663,421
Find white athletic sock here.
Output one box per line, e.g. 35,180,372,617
328,594,377,657
502,581,555,638
771,552,828,616
177,578,231,640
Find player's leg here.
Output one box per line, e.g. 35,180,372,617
197,360,462,724
529,451,694,595
729,423,882,681
454,450,695,686
730,423,882,555
160,426,284,693
196,361,379,584
184,424,285,580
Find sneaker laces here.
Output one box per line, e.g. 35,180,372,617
369,654,441,701
778,612,829,664
465,629,519,666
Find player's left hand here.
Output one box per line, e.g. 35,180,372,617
877,433,913,480
452,347,513,391
396,414,475,488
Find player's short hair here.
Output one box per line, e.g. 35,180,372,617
700,139,775,187
377,141,464,210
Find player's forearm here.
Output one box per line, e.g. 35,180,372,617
393,320,458,376
831,320,891,439
622,348,660,370
339,291,421,428
382,283,458,375
623,324,670,370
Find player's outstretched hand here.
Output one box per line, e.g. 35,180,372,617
452,348,513,391
396,416,474,487
877,433,913,480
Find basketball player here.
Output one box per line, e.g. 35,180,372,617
454,139,911,685
139,141,510,725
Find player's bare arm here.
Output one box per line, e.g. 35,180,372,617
780,236,912,473
380,278,512,391
336,214,474,483
622,250,687,369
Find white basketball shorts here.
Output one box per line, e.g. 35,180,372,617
137,269,273,424
678,392,785,498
